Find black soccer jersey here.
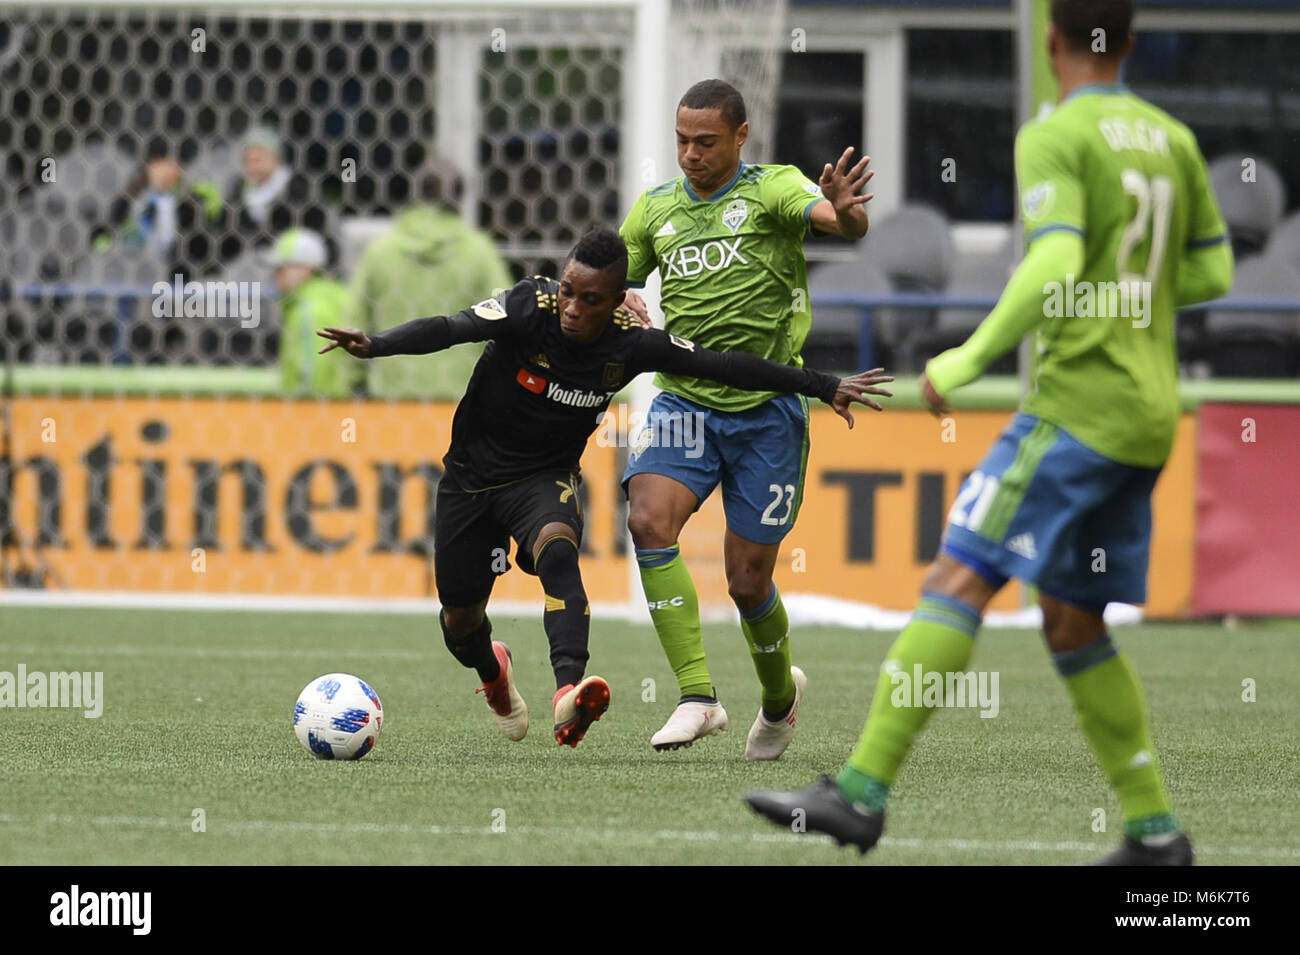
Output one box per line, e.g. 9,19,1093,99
367,276,841,490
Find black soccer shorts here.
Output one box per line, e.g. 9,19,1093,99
433,467,585,607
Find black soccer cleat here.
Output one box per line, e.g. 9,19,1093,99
1090,833,1194,866
745,776,885,854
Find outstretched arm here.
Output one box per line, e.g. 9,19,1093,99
921,229,1085,414
318,287,522,358
809,147,874,239
635,331,893,428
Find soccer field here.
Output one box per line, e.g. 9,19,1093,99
1,606,1295,866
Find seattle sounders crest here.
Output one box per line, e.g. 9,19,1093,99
722,199,748,233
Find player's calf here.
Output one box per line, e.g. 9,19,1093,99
533,529,591,690
440,605,500,682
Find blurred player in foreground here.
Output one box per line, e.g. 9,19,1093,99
318,227,893,748
620,79,874,758
747,0,1232,864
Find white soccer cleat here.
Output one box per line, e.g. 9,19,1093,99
476,642,529,741
651,698,729,751
745,666,807,761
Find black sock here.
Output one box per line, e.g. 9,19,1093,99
440,611,499,683
535,537,589,689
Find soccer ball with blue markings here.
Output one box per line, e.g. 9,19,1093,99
293,673,384,760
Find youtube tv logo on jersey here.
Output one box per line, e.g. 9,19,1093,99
516,368,547,394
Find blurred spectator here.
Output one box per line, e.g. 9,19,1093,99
91,137,229,278
272,228,359,397
342,157,512,399
226,126,332,263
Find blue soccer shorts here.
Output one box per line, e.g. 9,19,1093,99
942,413,1163,610
621,391,810,545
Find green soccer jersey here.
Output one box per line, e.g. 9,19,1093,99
1017,84,1228,467
621,162,825,411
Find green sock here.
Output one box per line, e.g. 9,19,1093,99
1054,636,1176,832
841,593,982,804
636,545,712,698
835,765,890,812
739,585,795,716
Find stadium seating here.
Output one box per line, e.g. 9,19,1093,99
1203,254,1300,378
914,236,1017,373
1263,210,1300,277
1209,154,1287,257
860,203,957,371
805,258,895,372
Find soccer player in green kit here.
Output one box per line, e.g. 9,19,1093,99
621,79,875,758
747,0,1233,863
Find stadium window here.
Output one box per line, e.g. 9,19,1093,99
1125,31,1300,216
774,51,865,192
905,29,1016,223
773,51,864,262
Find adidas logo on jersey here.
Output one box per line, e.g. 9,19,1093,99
655,220,676,237
1006,533,1038,560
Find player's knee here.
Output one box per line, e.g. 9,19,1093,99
921,555,997,612
727,574,770,614
535,533,587,603
1040,597,1106,652
627,506,675,549
532,522,579,567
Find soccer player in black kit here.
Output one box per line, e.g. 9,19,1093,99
318,226,892,748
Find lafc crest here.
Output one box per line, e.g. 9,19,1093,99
472,297,507,320
722,198,748,233
602,362,624,388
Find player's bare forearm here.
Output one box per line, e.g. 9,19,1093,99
812,147,874,239
837,205,870,240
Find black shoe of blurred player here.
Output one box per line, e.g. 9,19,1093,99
744,776,885,854
1090,832,1194,866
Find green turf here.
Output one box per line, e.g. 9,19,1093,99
0,607,1295,865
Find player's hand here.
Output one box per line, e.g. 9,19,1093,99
919,371,951,418
317,327,372,358
831,368,894,429
819,147,875,216
622,290,654,329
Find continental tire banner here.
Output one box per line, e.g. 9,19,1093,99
1193,403,1300,616
0,396,626,603
2,397,1196,617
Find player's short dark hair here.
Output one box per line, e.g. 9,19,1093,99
678,79,747,130
1051,0,1134,59
567,225,628,286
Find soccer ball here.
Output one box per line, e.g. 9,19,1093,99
293,673,384,760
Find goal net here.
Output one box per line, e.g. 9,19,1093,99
0,0,791,615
